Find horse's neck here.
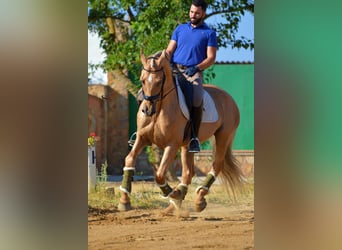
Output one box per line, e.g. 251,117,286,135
158,78,179,115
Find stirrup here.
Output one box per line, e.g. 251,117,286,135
128,132,137,147
188,138,200,153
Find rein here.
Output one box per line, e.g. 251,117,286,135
142,67,163,73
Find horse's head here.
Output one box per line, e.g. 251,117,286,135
139,50,172,116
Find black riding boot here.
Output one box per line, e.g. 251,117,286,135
188,104,203,153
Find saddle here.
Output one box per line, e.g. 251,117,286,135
173,71,218,123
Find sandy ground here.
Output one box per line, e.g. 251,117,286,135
88,183,254,250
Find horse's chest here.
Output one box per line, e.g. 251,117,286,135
138,111,181,145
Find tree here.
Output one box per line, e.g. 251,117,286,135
88,0,254,94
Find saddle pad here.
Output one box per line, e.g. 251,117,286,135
176,79,218,123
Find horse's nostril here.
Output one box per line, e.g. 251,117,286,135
142,105,154,116
142,105,147,114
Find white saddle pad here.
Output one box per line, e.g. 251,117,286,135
175,78,218,123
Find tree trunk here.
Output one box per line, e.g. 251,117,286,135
108,69,139,97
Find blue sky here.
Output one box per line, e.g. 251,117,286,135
210,12,254,62
88,12,254,83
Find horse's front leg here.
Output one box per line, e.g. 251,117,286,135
118,135,146,211
165,146,195,211
154,145,179,198
169,146,194,199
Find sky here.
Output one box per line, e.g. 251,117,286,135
88,12,254,84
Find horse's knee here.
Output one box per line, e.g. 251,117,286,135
125,153,136,167
182,167,194,185
189,168,195,179
155,170,166,185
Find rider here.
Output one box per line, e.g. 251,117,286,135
166,0,217,153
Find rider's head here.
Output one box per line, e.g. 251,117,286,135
189,0,207,26
192,0,207,11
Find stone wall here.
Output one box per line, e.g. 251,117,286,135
88,93,104,171
194,150,254,179
88,83,129,175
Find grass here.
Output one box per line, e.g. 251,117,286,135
88,178,254,211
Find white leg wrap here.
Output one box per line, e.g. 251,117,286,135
123,167,135,171
157,182,169,187
119,185,130,194
195,185,209,194
177,183,188,188
208,171,216,178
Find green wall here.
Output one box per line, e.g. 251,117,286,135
205,64,254,150
128,93,139,139
128,63,254,151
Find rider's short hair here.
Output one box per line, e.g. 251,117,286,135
192,0,207,11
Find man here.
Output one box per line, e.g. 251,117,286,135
166,0,217,153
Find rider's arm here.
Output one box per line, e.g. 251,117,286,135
166,40,177,60
196,46,216,71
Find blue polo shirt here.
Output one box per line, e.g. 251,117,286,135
171,21,217,67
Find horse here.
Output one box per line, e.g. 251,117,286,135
118,49,244,212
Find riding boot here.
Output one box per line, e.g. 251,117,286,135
188,104,203,153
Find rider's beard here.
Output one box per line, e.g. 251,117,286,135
190,16,204,26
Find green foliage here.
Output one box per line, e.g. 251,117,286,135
203,65,216,83
88,0,254,88
93,161,108,194
145,146,156,165
98,160,108,183
146,144,181,166
200,139,212,150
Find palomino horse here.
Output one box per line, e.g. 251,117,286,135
118,50,243,212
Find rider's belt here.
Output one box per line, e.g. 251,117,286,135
176,64,189,70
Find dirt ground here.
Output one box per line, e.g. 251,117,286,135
88,182,254,250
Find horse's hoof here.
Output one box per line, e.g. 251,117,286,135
169,199,182,210
161,199,183,216
161,203,176,215
118,202,131,211
169,189,182,200
194,199,207,212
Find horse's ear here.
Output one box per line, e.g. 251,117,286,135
140,48,147,66
163,49,170,61
156,50,167,64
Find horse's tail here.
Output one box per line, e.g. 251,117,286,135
218,137,245,199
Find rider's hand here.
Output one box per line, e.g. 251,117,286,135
184,66,200,77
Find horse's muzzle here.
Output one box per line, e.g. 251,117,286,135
142,103,155,116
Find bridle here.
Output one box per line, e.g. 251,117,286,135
142,66,165,102
141,57,175,116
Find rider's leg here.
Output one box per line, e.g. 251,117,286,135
188,73,203,153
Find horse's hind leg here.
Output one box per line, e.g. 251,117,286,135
118,135,146,211
194,131,228,212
